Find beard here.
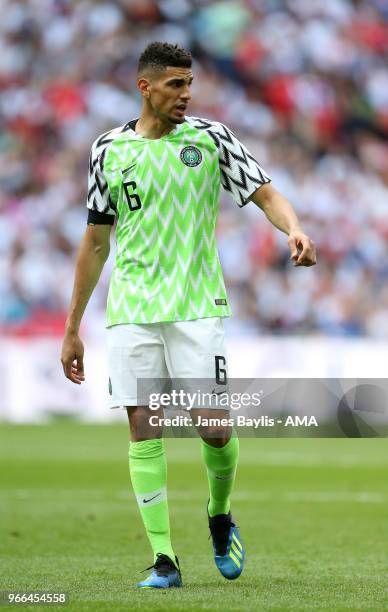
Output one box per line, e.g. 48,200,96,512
149,99,185,125
168,114,185,124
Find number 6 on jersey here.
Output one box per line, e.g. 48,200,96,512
124,180,142,211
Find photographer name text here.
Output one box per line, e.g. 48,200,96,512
148,415,318,428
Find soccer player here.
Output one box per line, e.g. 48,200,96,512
61,42,316,589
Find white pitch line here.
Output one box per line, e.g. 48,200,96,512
166,451,388,468
1,489,386,504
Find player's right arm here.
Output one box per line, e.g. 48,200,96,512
61,130,117,384
61,223,112,384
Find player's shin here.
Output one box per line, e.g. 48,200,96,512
128,439,176,564
201,435,239,517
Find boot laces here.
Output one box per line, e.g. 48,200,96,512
141,553,178,577
208,514,236,556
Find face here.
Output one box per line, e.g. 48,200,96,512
138,66,193,124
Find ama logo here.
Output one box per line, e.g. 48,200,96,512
284,416,318,426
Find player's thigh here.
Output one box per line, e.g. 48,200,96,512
164,318,231,443
162,317,228,383
107,323,168,411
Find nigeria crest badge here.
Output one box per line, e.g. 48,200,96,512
180,145,202,167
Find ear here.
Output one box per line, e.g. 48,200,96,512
137,77,151,99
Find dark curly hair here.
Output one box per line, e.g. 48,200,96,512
138,42,192,75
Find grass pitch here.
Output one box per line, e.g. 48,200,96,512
1,423,388,611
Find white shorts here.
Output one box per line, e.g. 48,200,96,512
106,317,228,409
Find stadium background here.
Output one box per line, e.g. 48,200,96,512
1,0,388,418
1,1,388,610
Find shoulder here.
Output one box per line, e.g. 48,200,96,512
185,115,225,133
89,120,136,169
185,116,236,147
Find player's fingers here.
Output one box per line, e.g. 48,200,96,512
68,364,83,384
71,367,85,377
61,354,71,378
62,359,80,384
70,374,85,385
288,236,299,261
71,354,85,380
294,259,315,267
296,242,316,266
76,354,85,376
295,237,310,260
61,354,83,384
306,248,317,265
296,238,314,263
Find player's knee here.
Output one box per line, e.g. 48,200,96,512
126,405,163,441
201,426,231,446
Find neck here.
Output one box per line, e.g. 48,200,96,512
135,108,177,140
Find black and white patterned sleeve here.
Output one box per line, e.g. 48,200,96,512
86,133,116,224
213,122,271,207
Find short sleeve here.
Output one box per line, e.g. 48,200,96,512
86,137,117,218
215,122,271,207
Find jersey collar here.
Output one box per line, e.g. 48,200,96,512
124,118,185,140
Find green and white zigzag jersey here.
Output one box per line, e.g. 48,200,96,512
86,116,271,326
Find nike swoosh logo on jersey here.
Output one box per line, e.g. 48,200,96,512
143,493,160,504
122,163,136,174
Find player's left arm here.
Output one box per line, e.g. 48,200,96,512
250,183,316,267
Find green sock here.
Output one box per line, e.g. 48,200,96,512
201,435,239,517
129,439,175,564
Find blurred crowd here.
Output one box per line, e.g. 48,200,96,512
1,0,388,337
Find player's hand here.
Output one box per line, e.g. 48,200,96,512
61,332,85,385
288,231,316,267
